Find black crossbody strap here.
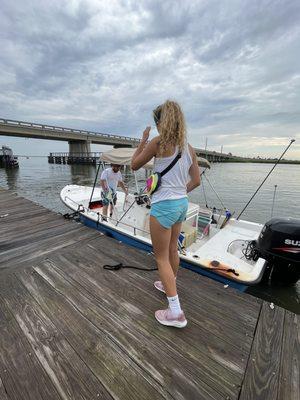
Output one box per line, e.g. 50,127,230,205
160,152,182,177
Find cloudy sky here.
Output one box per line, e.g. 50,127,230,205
0,0,300,159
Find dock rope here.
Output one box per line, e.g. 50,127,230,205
103,262,157,271
243,240,260,261
63,204,84,221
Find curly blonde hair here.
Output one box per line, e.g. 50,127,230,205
153,100,186,156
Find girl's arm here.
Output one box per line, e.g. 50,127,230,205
131,127,158,171
187,145,201,193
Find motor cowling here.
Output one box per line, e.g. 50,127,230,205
256,218,300,285
257,218,300,263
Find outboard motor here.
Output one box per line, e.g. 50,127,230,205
254,218,300,285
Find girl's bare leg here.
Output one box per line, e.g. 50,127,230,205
169,222,182,278
150,216,177,297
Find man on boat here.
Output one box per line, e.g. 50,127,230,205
100,164,128,220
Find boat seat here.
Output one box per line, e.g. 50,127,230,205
198,207,213,236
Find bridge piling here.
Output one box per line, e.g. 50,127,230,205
68,140,91,155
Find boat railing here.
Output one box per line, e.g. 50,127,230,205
64,196,84,209
89,208,151,237
64,196,151,237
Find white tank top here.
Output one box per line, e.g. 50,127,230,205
151,144,193,204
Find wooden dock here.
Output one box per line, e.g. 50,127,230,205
0,188,299,400
48,152,101,165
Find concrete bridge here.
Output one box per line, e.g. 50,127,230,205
0,118,234,162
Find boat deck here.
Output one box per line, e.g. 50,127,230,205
0,188,299,400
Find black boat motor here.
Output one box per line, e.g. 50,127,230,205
251,218,300,285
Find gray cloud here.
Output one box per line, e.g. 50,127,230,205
0,0,299,158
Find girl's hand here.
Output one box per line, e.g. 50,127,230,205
142,126,151,142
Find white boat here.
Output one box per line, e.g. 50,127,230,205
61,148,300,291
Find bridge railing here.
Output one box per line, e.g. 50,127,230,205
50,152,102,158
0,118,140,143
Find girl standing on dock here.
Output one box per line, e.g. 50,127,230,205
131,100,200,328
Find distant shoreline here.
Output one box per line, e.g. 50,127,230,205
222,158,300,165
15,155,300,164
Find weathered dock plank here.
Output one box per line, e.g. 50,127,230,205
31,255,236,399
17,267,173,400
238,304,299,400
0,273,114,400
0,225,99,271
0,376,9,400
0,190,99,271
278,311,300,400
0,293,62,400
0,188,299,400
239,302,285,400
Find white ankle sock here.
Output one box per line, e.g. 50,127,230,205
167,295,182,316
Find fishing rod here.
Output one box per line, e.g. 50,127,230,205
202,172,227,210
271,184,278,218
237,139,295,220
201,178,208,208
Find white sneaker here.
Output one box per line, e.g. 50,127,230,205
155,308,187,328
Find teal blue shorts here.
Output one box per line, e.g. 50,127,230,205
150,198,189,229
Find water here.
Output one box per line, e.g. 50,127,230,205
0,157,299,313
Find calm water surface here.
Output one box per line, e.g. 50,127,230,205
0,157,299,313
